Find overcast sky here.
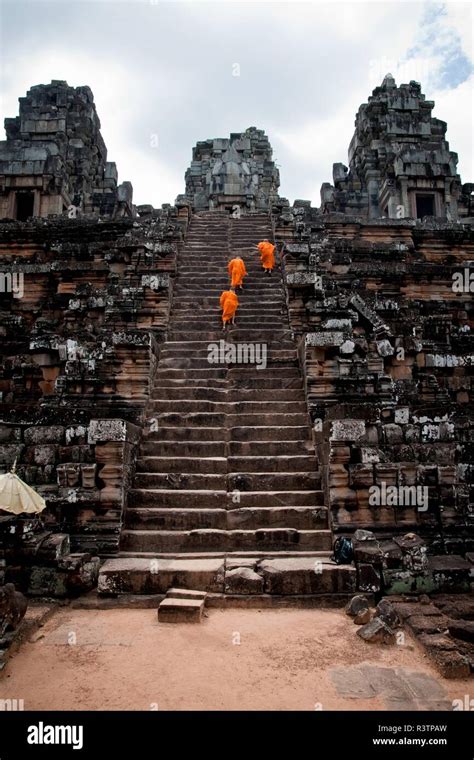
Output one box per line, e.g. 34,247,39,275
0,0,472,207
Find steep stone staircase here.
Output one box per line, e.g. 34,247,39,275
98,211,355,598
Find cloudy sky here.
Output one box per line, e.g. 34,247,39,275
0,0,472,207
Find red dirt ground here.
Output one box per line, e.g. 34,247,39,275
0,607,470,711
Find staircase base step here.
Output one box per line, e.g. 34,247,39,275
98,555,356,597
73,589,368,610
166,587,207,601
98,557,224,595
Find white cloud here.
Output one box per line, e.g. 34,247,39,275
431,74,474,181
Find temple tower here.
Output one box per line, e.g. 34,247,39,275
0,81,133,220
179,126,280,213
321,75,473,220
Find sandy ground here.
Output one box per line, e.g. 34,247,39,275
0,606,470,711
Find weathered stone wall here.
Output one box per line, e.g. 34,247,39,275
0,206,189,555
274,202,473,556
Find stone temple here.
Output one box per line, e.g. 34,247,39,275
180,127,280,212
0,77,472,670
320,75,472,221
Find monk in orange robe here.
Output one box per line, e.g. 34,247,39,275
219,288,239,329
228,256,248,290
256,240,276,274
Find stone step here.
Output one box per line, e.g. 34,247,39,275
120,528,333,553
140,441,226,457
157,355,297,369
170,307,285,315
174,288,281,296
160,335,295,348
133,471,320,491
141,427,225,442
144,413,309,429
135,454,317,474
169,315,286,326
168,314,286,324
154,367,301,379
153,378,229,388
229,440,314,456
176,275,274,281
149,387,306,401
126,507,228,530
231,425,312,441
127,489,324,508
136,456,227,474
175,262,275,267
166,588,207,600
154,368,227,379
169,306,286,316
168,316,288,327
148,400,308,413
180,243,267,248
170,330,293,341
153,377,304,390
177,252,274,258
124,506,328,531
173,289,284,298
140,439,314,457
158,597,204,623
133,473,226,490
170,299,283,309
98,557,225,595
228,455,318,472
141,424,313,443
176,268,271,275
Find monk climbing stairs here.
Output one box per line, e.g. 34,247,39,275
99,211,355,598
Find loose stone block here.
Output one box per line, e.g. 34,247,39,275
357,617,396,644
158,598,204,623
345,594,370,617
225,567,264,595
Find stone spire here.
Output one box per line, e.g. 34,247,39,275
0,81,134,220
179,126,280,212
320,78,473,221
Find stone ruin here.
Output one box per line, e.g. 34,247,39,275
320,75,473,221
0,80,134,221
0,78,472,670
179,126,280,212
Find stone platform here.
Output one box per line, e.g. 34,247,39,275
97,555,356,599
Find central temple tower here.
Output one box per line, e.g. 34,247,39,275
179,126,280,212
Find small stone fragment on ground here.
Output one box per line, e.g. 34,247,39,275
345,594,370,617
376,598,400,628
357,617,396,645
354,608,371,625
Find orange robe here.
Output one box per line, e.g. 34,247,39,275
257,241,276,270
228,257,248,287
219,290,239,323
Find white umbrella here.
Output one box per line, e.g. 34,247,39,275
0,460,46,515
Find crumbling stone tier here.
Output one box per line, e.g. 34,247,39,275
0,78,472,643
